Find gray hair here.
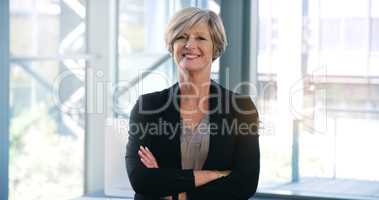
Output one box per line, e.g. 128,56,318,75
165,7,228,60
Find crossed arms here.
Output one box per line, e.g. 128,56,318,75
125,97,260,200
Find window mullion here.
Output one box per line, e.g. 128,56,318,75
0,0,10,200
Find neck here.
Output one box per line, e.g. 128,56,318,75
178,67,211,97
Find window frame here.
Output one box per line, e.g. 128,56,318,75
0,0,10,200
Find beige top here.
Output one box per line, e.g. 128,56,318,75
180,115,210,170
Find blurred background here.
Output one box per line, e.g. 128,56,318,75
1,0,379,200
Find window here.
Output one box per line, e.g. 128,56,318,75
9,0,87,199
115,0,175,117
257,0,379,199
371,19,379,52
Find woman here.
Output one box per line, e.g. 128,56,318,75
125,7,260,200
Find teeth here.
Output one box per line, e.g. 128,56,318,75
184,54,198,59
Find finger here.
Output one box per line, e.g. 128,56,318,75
138,150,152,163
140,158,154,168
138,149,148,159
139,152,155,168
141,158,150,168
143,148,158,168
139,146,150,155
143,147,157,162
140,146,151,157
140,158,149,167
139,150,156,165
140,147,156,163
139,147,152,159
140,146,159,168
139,148,154,163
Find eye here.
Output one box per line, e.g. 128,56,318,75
197,36,207,40
176,35,187,40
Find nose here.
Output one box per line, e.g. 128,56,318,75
184,38,196,49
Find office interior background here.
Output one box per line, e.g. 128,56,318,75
0,0,379,200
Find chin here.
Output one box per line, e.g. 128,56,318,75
181,65,204,72
178,62,210,73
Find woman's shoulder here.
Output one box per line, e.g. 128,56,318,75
214,83,256,110
219,85,258,120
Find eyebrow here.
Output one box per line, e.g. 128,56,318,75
195,31,209,34
181,31,210,36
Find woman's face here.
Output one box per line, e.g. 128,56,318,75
173,21,213,73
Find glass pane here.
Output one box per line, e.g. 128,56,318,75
115,59,176,116
343,19,368,50
257,0,379,199
9,61,85,200
320,0,369,18
308,15,373,75
371,19,379,52
118,0,169,79
258,19,269,53
10,0,86,57
320,19,341,51
369,19,379,75
320,18,369,51
258,0,279,74
373,0,379,18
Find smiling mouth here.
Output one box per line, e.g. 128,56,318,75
182,54,200,59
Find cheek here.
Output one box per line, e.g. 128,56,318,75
205,43,214,59
173,44,182,56
205,47,214,60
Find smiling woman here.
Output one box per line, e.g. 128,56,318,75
172,22,214,73
125,7,260,200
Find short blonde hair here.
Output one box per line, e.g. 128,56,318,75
165,7,228,60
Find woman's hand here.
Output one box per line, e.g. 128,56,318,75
138,146,176,200
138,145,159,168
193,170,231,187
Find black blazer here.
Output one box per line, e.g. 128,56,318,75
125,80,260,200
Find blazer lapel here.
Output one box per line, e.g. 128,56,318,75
202,81,226,170
162,83,182,169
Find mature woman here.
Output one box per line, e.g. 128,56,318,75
125,7,260,200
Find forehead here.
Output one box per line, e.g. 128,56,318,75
182,21,210,35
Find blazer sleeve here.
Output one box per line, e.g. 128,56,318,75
187,96,260,200
125,97,196,197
